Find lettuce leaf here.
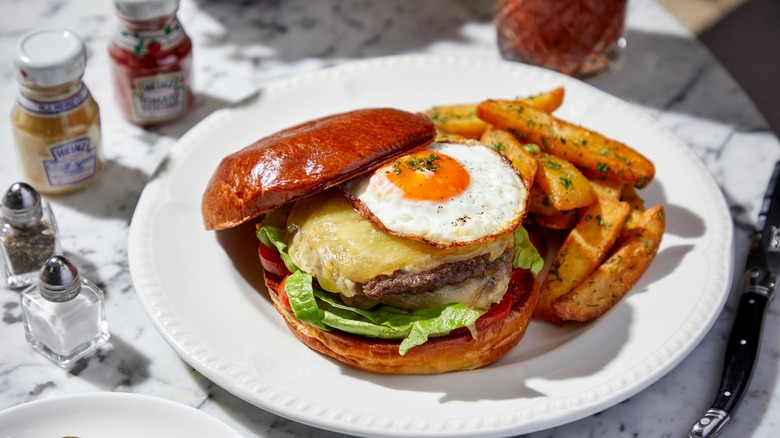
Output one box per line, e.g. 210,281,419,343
282,270,328,330
513,226,544,275
256,225,299,273
283,270,485,355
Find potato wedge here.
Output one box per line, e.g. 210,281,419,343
531,210,578,230
425,104,488,139
476,100,655,188
520,86,565,113
424,87,565,139
552,205,665,322
480,126,537,188
534,195,631,323
589,177,624,201
434,132,470,143
534,152,596,211
528,184,558,216
528,184,579,230
619,184,647,240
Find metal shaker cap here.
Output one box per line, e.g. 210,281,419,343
39,255,81,302
2,182,43,229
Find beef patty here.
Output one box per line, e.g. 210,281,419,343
359,249,513,299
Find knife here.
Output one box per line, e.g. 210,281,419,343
689,161,780,437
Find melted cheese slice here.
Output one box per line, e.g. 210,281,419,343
287,189,513,299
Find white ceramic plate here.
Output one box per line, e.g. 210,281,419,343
0,392,243,438
128,55,734,437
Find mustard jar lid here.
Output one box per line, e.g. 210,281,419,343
13,28,86,86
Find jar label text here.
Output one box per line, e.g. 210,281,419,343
44,136,98,186
129,73,188,122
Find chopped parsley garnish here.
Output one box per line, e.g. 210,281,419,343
510,128,526,140
634,176,648,188
389,153,443,175
524,144,541,154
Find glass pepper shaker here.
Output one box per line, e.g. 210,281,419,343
20,255,109,367
0,182,61,289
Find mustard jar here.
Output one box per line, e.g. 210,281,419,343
10,28,104,195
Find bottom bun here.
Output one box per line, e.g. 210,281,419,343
264,270,539,375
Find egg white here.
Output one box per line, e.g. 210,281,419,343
343,142,528,247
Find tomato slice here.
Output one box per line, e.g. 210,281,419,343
258,242,290,277
450,268,525,336
473,284,513,331
277,275,292,311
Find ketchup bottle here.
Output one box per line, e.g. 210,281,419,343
108,0,194,126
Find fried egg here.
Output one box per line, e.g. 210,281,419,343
343,141,528,247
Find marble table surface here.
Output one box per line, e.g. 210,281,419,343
1,0,779,437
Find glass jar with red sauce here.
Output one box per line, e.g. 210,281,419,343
495,0,628,77
109,0,194,126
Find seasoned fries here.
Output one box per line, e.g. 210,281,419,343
534,196,631,323
589,178,624,201
519,87,566,113
477,100,655,188
552,206,665,322
532,210,578,231
619,184,647,241
534,152,596,211
424,87,565,139
480,126,537,188
421,86,663,325
528,184,561,216
425,104,488,139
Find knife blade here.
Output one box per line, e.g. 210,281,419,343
689,161,780,438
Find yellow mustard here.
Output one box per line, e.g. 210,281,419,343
11,29,104,195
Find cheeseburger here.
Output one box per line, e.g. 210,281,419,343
202,108,542,374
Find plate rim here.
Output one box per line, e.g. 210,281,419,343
128,54,735,437
0,392,243,437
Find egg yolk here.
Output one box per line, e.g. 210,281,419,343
384,151,470,201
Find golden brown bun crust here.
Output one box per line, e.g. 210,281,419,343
264,270,539,375
202,108,435,230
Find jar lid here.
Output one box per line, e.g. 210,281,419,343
13,28,86,86
115,0,179,20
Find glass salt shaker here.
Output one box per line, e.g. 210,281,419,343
0,182,61,289
20,255,109,367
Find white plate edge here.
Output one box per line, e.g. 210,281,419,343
127,54,736,437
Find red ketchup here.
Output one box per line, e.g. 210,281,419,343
108,0,194,126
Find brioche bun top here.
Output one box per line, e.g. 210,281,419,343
202,108,435,230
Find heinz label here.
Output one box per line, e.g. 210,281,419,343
44,136,98,186
129,73,188,122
